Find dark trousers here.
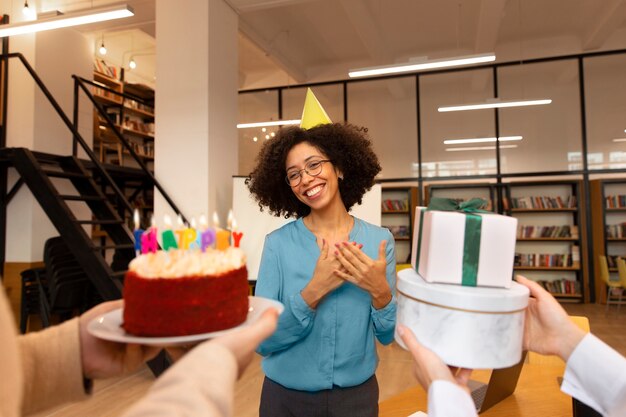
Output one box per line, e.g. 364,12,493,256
259,375,379,417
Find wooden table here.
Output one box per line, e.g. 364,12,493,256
379,364,572,417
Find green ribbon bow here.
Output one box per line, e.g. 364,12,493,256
415,197,489,286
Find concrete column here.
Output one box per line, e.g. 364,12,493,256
155,0,238,228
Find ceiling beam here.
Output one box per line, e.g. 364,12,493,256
225,0,318,14
582,0,626,50
338,0,407,99
474,0,507,53
238,19,308,82
471,0,506,93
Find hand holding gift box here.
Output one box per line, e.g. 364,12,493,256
410,197,517,288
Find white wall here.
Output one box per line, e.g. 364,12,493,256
5,23,93,262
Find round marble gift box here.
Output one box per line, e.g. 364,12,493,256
395,268,529,369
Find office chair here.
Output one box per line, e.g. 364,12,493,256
33,237,94,328
599,255,624,314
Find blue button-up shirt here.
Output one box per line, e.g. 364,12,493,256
256,217,397,391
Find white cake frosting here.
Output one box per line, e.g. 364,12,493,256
129,247,246,279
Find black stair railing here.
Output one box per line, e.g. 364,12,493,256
3,52,188,224
72,75,188,224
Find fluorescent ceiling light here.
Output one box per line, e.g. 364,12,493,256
446,144,518,152
237,119,301,129
444,136,523,145
348,53,495,78
0,3,134,38
438,98,552,112
613,138,626,142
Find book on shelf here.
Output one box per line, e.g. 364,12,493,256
511,195,576,209
517,225,573,239
94,59,118,79
605,194,626,208
606,223,626,238
571,245,580,268
381,199,408,212
514,252,572,267
535,278,580,295
384,225,409,238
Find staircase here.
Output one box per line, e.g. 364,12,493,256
4,147,136,300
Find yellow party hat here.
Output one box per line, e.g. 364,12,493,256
300,88,332,129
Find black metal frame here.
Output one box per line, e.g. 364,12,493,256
238,48,626,302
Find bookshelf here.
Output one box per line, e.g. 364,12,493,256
92,61,155,168
590,179,626,304
381,186,418,263
505,181,587,303
424,182,498,211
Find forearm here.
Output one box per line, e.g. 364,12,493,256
371,285,392,310
257,292,315,355
122,343,237,417
18,318,89,414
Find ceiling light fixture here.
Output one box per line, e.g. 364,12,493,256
446,144,518,152
99,34,107,55
438,98,552,112
444,136,523,145
613,138,626,142
0,3,134,38
237,120,301,129
22,0,36,18
348,53,496,78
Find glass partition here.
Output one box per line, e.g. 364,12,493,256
497,60,582,174
420,68,496,177
347,77,417,179
282,85,344,123
238,90,279,175
584,54,626,170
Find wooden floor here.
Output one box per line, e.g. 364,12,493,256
21,303,626,417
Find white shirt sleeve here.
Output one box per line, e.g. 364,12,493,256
562,333,626,417
428,380,478,417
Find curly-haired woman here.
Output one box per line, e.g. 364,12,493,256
247,122,397,417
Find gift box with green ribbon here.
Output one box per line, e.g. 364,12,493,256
409,197,517,288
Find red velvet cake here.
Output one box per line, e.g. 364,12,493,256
123,248,249,337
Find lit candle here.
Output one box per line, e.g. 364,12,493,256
133,209,144,256
200,214,216,252
231,217,243,248
174,214,186,248
141,216,158,254
214,211,230,251
161,215,179,251
179,219,198,250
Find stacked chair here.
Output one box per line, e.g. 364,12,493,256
20,236,100,331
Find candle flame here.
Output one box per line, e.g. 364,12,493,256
164,214,172,227
227,209,234,229
231,217,238,231
212,212,220,228
199,214,208,229
176,214,184,228
191,218,197,229
133,209,140,230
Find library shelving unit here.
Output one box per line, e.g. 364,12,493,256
381,186,418,263
92,67,155,168
590,178,626,304
505,180,588,303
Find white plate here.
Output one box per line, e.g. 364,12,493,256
87,295,284,347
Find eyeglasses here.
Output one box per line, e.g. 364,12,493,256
285,159,331,186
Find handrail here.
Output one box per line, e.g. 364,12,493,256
73,75,188,224
4,52,133,215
